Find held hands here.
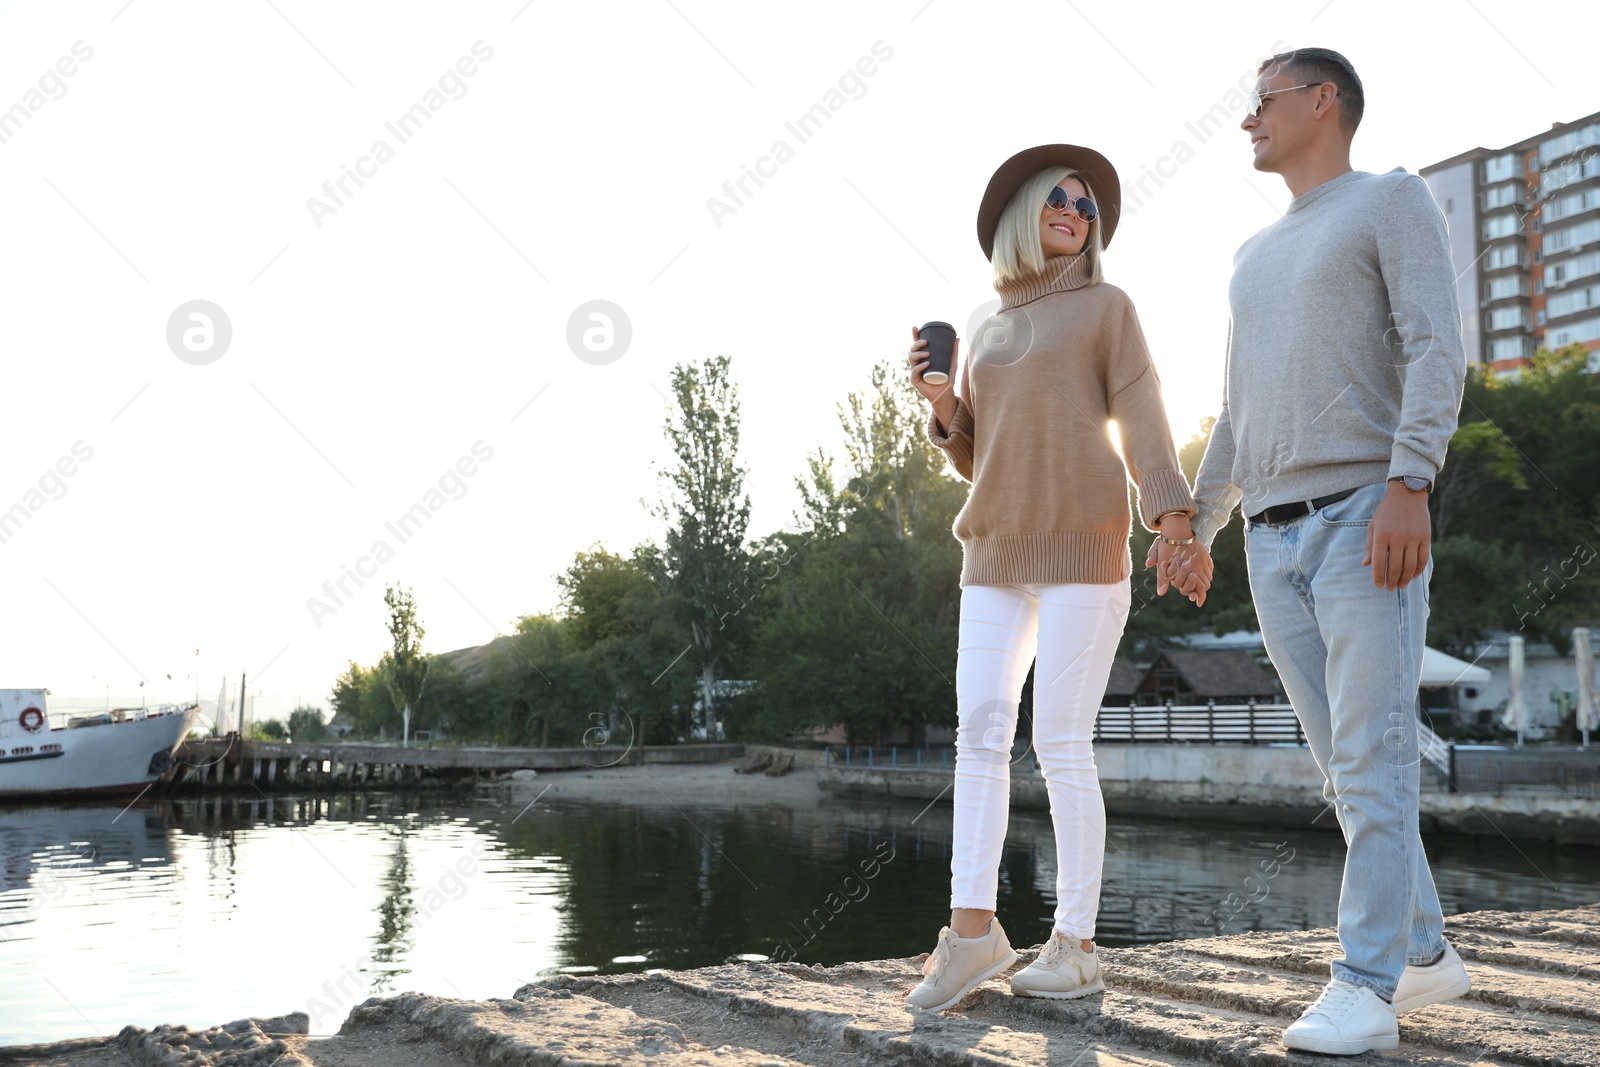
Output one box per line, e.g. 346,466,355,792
1144,520,1214,607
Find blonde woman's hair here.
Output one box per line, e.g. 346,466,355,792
990,166,1105,286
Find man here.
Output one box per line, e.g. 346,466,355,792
1188,47,1472,1056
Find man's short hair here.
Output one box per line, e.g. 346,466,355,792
1257,46,1364,135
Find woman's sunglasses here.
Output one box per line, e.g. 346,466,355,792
1045,187,1097,221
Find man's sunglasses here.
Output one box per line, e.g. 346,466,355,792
1045,187,1097,221
1245,82,1325,118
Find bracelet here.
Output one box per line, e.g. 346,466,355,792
1161,534,1195,546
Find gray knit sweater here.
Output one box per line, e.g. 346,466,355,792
1192,167,1467,547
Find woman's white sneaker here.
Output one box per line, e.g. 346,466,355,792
904,918,1018,1012
1393,941,1471,1013
1009,929,1105,999
1281,979,1399,1055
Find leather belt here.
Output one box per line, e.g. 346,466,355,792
1247,485,1362,527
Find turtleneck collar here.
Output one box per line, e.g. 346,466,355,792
995,253,1093,310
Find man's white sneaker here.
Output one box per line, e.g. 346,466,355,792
1009,929,1104,999
1281,979,1399,1055
1393,941,1471,1014
904,918,1018,1012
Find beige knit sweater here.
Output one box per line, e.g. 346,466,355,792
927,252,1197,586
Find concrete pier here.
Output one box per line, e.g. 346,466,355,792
820,744,1600,844
7,903,1597,1065
164,740,743,793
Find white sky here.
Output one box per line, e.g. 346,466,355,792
0,0,1594,723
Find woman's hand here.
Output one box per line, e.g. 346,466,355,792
908,326,961,431
1144,535,1213,607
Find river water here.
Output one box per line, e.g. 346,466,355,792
1,785,1595,1044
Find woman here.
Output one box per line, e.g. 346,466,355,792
903,144,1213,1011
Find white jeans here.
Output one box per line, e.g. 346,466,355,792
948,579,1132,941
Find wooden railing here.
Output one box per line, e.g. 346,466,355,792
1092,701,1305,745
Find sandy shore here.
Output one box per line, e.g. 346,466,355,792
493,755,829,810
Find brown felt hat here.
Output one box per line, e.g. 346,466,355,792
976,144,1122,261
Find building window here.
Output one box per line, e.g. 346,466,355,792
1536,310,1547,326
1487,336,1533,360
1482,213,1520,240
1482,184,1521,211
1445,198,1453,214
1535,279,1544,294
1546,218,1600,255
1488,306,1529,331
1485,275,1528,300
1486,244,1527,270
1482,153,1517,184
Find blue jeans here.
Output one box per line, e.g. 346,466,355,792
1243,480,1446,998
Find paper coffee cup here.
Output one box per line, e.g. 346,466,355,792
919,321,955,385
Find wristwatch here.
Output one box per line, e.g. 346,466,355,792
1389,475,1432,493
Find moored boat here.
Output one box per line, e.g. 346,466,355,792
0,689,200,796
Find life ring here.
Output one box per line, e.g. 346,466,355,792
20,707,45,732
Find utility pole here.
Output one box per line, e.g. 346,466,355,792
238,673,247,738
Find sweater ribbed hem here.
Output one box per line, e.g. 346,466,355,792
958,531,1133,587
1134,467,1199,532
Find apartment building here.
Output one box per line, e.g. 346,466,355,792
1421,110,1600,376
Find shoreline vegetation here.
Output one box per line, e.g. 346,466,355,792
306,345,1600,762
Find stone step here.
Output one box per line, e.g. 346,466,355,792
328,989,819,1066
1177,929,1600,1022
547,961,1213,1067
542,941,1580,1067
26,906,1596,1066
1444,906,1600,947
1105,942,1600,1065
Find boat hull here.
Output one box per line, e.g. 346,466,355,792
0,706,198,797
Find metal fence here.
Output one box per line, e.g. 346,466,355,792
820,705,1600,797
1092,701,1305,745
1443,748,1600,798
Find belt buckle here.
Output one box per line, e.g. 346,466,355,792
1262,500,1310,527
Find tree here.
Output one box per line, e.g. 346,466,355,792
647,355,754,738
381,584,431,746
252,719,288,740
557,543,695,745
331,660,393,739
744,356,965,744
288,705,328,742
1424,344,1600,655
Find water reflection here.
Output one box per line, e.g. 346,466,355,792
0,789,1595,1045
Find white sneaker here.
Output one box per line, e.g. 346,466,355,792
1281,979,1399,1055
1009,929,1104,999
904,918,1018,1012
1393,941,1471,1014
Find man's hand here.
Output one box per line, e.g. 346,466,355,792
1363,481,1431,590
1144,538,1213,607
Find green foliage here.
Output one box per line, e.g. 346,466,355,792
739,357,966,744
649,354,755,735
1120,417,1258,658
331,660,397,739
252,718,288,741
287,705,328,742
326,343,1600,747
1428,344,1600,655
380,584,431,729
